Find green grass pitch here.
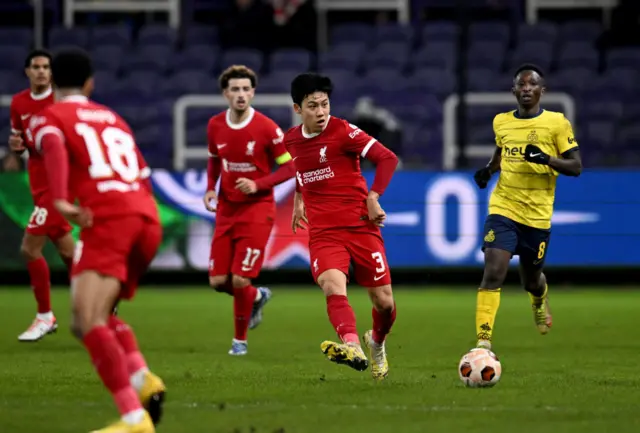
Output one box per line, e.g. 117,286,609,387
1,286,640,433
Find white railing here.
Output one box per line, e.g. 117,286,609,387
64,0,181,29
442,92,576,171
315,0,410,51
173,94,299,170
526,0,618,26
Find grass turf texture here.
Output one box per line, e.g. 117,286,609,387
1,287,640,433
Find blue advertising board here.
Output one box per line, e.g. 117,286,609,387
151,170,640,269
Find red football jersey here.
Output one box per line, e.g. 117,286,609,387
10,87,55,201
207,107,287,222
28,95,158,221
285,116,380,233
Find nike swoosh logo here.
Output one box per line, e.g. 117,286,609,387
293,157,298,161
373,273,387,281
529,153,540,157
217,144,227,148
21,114,31,120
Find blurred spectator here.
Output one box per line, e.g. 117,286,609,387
220,0,275,50
351,97,404,169
1,151,25,172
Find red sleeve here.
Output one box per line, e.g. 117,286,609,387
365,143,398,196
40,133,69,201
207,156,221,191
254,160,296,191
340,121,378,156
9,97,22,135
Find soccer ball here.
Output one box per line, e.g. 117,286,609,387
458,348,502,388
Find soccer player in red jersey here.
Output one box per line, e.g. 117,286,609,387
30,49,165,433
285,73,399,380
9,49,75,342
204,65,296,356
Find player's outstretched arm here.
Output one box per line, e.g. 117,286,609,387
8,99,26,153
252,154,296,192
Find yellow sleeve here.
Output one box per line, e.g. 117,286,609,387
492,115,503,148
275,151,292,165
555,115,578,154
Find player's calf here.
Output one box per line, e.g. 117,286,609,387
209,275,233,295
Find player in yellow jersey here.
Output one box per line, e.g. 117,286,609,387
472,64,583,350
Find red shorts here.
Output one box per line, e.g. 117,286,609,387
72,215,162,300
209,221,273,279
25,201,72,241
309,229,392,287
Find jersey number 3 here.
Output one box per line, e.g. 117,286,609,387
75,123,140,182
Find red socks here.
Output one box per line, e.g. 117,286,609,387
326,295,359,344
83,326,143,416
27,258,51,314
372,303,397,344
233,284,257,341
108,316,148,374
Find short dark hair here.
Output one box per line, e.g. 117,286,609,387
24,49,52,69
218,65,258,90
290,73,333,106
51,48,94,89
514,63,545,79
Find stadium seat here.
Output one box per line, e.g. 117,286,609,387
551,67,595,93
171,45,219,73
317,43,364,72
91,45,125,72
606,48,640,70
466,69,507,92
559,20,602,43
121,45,173,73
420,21,458,46
467,42,506,71
517,22,558,45
557,42,599,70
92,24,132,48
508,41,553,72
184,25,219,47
411,42,456,71
411,68,456,99
49,26,90,48
270,49,313,72
331,23,373,45
0,47,27,71
220,49,263,73
138,24,177,47
469,21,510,44
372,24,414,45
0,27,32,47
258,69,298,93
363,42,410,71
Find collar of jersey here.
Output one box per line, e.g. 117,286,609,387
226,107,255,130
60,95,89,103
30,86,52,101
513,108,544,119
302,115,331,138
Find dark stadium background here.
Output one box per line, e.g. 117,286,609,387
0,0,638,287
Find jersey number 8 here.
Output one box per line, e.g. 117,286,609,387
75,123,140,182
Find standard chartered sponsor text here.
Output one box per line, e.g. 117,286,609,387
302,166,334,183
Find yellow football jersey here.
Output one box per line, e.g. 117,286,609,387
489,109,578,230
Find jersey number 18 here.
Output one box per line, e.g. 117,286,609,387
75,123,140,182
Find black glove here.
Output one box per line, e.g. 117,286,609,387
473,166,492,189
524,144,550,165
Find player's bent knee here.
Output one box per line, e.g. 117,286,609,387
318,269,347,297
20,241,43,261
69,319,84,340
368,284,394,311
231,274,250,289
209,275,228,289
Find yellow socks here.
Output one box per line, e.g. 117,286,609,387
529,283,548,307
476,288,501,342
